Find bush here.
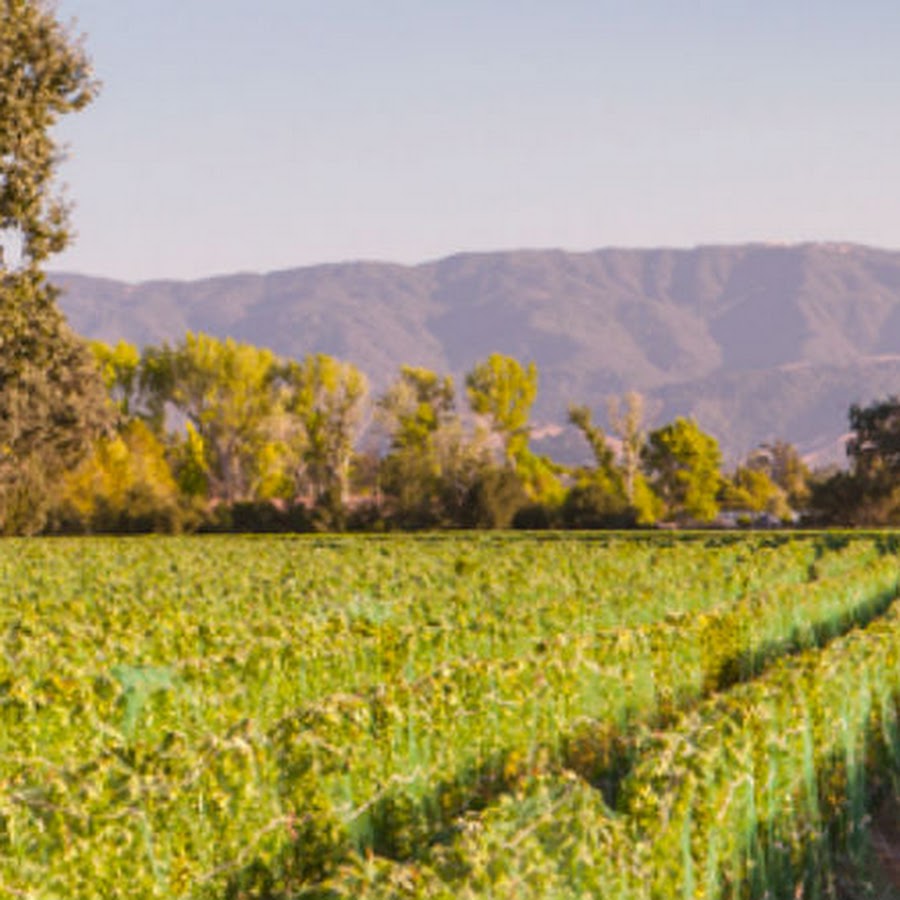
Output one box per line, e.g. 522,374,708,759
460,467,529,529
512,503,558,530
198,501,314,534
562,482,637,530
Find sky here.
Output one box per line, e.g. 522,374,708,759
50,1,900,282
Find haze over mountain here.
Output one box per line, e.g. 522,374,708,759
53,242,900,464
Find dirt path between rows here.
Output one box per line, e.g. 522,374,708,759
871,795,900,889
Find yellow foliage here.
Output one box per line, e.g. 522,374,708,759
56,420,179,529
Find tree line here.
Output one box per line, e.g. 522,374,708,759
8,333,892,534
2,1,898,535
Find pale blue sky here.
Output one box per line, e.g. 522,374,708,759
52,1,900,281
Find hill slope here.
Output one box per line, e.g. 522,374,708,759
53,242,900,462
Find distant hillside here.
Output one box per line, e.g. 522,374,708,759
53,242,900,463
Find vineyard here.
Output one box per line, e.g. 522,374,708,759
1,533,899,898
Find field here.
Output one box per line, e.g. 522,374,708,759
1,533,900,899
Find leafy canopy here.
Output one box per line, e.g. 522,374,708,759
466,353,537,467
643,417,722,523
0,1,109,533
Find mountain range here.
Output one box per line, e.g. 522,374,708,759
52,242,900,465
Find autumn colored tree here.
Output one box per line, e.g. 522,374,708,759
52,419,183,533
91,340,143,421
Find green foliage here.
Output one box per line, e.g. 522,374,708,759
569,395,651,511
282,353,368,511
568,400,660,526
0,1,110,533
459,466,530,528
378,366,456,455
720,465,788,517
619,602,900,900
643,417,723,522
562,480,635,529
568,403,616,472
379,449,446,528
170,421,209,498
630,471,663,525
377,366,466,527
2,534,898,898
89,340,370,523
0,0,98,266
110,664,176,739
746,439,811,510
514,450,565,506
838,396,900,524
143,333,283,503
807,398,900,526
848,395,900,478
48,322,900,534
466,354,538,468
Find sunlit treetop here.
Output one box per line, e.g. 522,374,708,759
0,0,99,270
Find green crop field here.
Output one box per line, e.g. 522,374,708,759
1,533,899,899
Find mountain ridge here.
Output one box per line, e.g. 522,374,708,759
52,242,900,464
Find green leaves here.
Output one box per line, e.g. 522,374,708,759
281,353,368,508
110,664,176,739
465,354,538,468
1,534,898,897
0,2,110,533
0,0,98,269
643,417,723,523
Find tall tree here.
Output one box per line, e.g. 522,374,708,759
567,403,626,511
465,353,537,468
846,396,900,482
376,366,459,525
568,403,616,473
807,396,900,527
840,396,900,523
569,400,659,525
643,417,723,523
745,439,810,510
146,333,282,503
0,1,110,532
378,366,456,457
607,390,647,504
90,340,142,422
282,354,368,512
